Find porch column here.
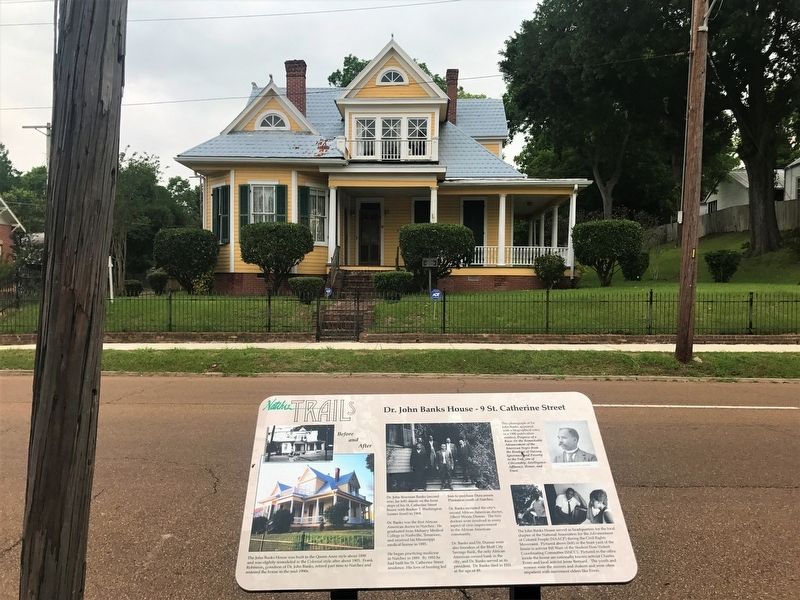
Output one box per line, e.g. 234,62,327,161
289,499,294,515
328,187,338,263
568,185,578,276
551,205,559,248
315,498,320,519
528,217,534,246
497,194,507,266
430,186,438,223
539,216,545,248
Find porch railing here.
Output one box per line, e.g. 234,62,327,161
293,516,323,525
472,246,569,267
348,137,438,161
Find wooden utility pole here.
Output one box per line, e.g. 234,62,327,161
19,1,127,599
675,0,709,363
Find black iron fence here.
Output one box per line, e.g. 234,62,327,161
1,287,798,337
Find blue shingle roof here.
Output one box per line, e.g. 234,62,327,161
438,122,523,179
177,131,343,160
456,98,509,139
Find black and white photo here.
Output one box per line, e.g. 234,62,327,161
510,484,549,526
264,425,334,462
544,421,598,464
544,483,615,525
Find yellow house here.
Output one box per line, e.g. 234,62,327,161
176,39,591,294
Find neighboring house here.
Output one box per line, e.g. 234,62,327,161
785,157,800,202
0,196,25,264
267,425,327,456
255,466,372,526
176,40,591,294
702,167,785,215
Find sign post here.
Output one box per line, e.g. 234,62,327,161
422,257,438,294
237,392,637,594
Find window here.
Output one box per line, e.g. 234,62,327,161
250,185,276,222
408,117,428,157
309,188,327,243
707,200,717,214
378,69,405,84
258,112,288,130
381,118,401,160
796,177,800,201
212,185,230,244
355,118,376,157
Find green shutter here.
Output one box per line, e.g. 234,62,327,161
211,188,219,241
298,186,310,229
220,185,230,244
239,184,250,234
276,184,287,222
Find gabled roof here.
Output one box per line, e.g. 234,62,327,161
222,77,319,135
338,38,449,102
456,99,509,139
177,131,344,161
787,156,800,169
725,167,784,189
0,196,25,232
438,123,523,179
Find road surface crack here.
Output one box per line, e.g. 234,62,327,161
458,589,473,600
1,537,22,558
203,465,220,497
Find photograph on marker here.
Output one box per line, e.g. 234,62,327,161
385,422,499,492
544,483,615,525
544,421,598,464
263,424,335,463
249,453,374,552
511,484,549,526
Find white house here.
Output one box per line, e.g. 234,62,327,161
785,157,800,202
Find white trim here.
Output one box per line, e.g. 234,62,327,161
309,186,328,246
221,79,319,135
376,66,408,86
254,110,290,131
568,184,578,275
338,98,448,108
229,169,235,272
442,178,592,187
319,165,446,174
328,188,338,262
497,194,506,266
0,196,25,232
290,171,298,224
356,198,384,266
175,156,346,167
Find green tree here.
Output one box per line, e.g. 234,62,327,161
572,219,643,286
240,222,314,293
0,143,19,194
324,501,350,528
152,228,218,294
1,162,47,232
399,223,475,288
167,176,202,228
708,0,800,254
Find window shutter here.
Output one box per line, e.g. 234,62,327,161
276,184,287,222
298,186,310,229
220,185,230,244
212,188,219,241
239,184,250,234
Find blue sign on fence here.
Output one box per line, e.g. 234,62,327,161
430,288,442,302
324,287,333,298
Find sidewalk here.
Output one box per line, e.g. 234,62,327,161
1,341,798,352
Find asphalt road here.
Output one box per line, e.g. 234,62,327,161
1,374,798,600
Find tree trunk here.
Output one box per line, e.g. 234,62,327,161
743,154,782,255
111,232,127,294
590,126,630,219
19,2,127,599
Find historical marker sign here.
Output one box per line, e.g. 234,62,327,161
422,257,439,268
237,392,637,591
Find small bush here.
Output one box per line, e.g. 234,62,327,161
124,279,143,297
533,253,566,289
191,271,214,295
146,268,169,295
289,276,324,303
572,219,643,287
620,252,650,281
241,222,314,294
324,501,350,528
268,509,292,534
153,228,218,294
704,250,741,283
251,516,268,535
374,271,413,300
399,223,474,289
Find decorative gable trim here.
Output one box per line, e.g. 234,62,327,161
338,39,449,102
222,77,319,135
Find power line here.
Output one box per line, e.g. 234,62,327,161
0,0,462,26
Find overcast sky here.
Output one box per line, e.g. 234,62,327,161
0,0,537,181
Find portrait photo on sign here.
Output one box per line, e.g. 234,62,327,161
510,484,549,526
385,422,499,492
263,424,335,463
249,453,374,552
544,483,615,526
544,421,598,465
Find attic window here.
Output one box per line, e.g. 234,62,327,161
378,68,406,85
258,112,288,130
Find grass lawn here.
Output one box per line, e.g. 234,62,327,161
249,528,374,551
1,349,799,379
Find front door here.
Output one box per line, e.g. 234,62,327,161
358,202,381,265
462,199,485,246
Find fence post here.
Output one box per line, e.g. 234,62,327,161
748,291,754,335
267,291,272,333
315,294,321,342
545,289,550,334
167,290,173,332
647,289,654,335
441,290,446,334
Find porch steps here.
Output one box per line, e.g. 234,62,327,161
338,270,378,299
317,298,375,341
424,467,478,491
386,447,412,474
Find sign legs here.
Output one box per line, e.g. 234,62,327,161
330,590,358,600
510,585,542,600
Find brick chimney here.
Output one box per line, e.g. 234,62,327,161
334,467,340,482
285,59,307,115
446,68,459,124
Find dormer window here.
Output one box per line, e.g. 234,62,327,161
257,111,288,130
378,68,406,85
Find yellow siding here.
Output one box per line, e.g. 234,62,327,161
297,246,329,275
241,96,305,132
382,194,413,267
353,55,431,99
479,141,503,157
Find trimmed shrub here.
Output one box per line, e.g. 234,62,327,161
251,516,268,535
146,268,168,295
704,250,741,283
289,276,324,304
533,253,566,289
124,279,143,297
267,509,292,534
153,228,218,295
620,252,650,281
191,271,214,295
399,223,474,288
373,270,413,300
572,219,643,287
240,222,314,294
324,501,350,528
